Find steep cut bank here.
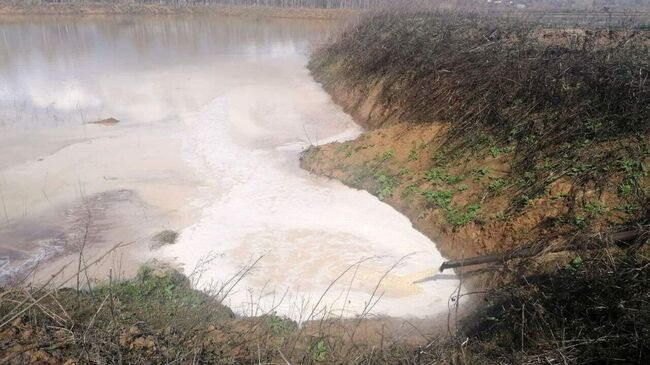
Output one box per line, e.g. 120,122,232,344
299,12,650,363
302,13,650,263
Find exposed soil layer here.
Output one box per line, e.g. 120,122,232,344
302,13,650,264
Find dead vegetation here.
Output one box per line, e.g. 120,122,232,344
306,11,650,255
1,242,648,364
1,8,649,365
310,12,650,198
459,245,650,365
300,10,650,364
0,243,459,364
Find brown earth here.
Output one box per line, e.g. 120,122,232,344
300,79,647,265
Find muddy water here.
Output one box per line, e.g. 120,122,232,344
0,15,459,318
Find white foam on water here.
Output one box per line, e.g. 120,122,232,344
0,16,460,319
165,75,460,320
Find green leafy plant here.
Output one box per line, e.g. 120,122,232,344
445,204,481,227
573,215,587,228
566,255,583,272
618,182,633,196
425,167,464,185
431,151,449,166
618,158,645,174
583,201,608,216
488,178,505,192
489,146,514,158
375,172,397,200
476,166,492,176
310,339,328,362
382,149,395,161
401,184,420,199
422,189,453,208
614,203,640,215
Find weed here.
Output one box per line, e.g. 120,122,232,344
476,166,492,176
425,167,464,185
488,178,505,192
375,171,397,200
431,151,448,166
310,339,328,362
398,167,411,176
519,195,530,206
566,255,584,273
618,182,633,197
614,203,641,215
408,141,418,161
401,184,420,200
424,167,446,183
265,314,294,346
583,201,608,216
573,215,587,228
445,204,481,227
421,188,479,226
489,145,515,158
618,158,645,174
311,9,649,234
382,149,395,161
421,189,453,208
567,163,596,177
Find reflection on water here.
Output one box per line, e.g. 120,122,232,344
0,15,459,319
0,15,338,128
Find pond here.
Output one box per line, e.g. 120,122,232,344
0,15,458,319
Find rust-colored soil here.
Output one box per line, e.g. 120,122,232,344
300,86,646,264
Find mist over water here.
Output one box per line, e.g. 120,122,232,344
0,15,458,318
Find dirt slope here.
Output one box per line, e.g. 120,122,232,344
301,13,650,264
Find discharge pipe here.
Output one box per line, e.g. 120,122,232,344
439,229,642,272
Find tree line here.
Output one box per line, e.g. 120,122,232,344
18,0,396,9
12,0,650,10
